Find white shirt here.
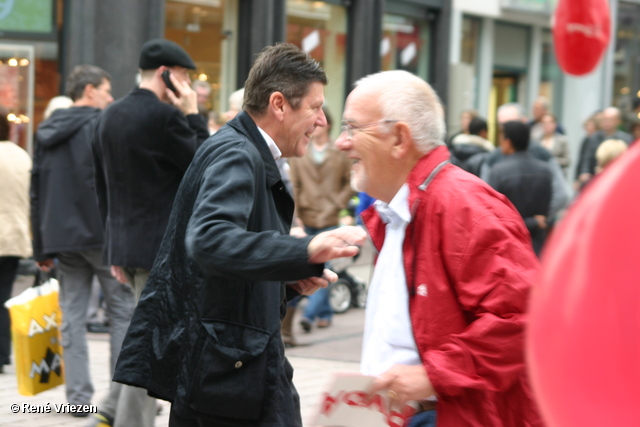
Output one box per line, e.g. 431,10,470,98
257,126,281,160
360,184,422,376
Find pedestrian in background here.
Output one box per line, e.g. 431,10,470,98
30,65,135,418
0,106,32,374
577,107,632,186
449,116,494,177
481,102,570,229
595,139,629,174
90,39,208,427
336,70,543,427
537,113,570,175
289,106,354,337
489,121,553,256
112,43,366,427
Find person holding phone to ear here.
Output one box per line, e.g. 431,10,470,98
90,39,209,427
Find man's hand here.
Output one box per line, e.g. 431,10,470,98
290,269,337,295
308,226,367,264
534,215,547,230
578,173,592,184
369,364,437,406
36,259,55,273
110,266,128,284
165,73,199,116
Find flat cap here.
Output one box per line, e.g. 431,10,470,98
139,38,196,70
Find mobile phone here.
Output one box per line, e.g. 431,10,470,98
161,70,180,96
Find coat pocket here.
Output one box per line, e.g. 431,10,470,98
187,318,271,420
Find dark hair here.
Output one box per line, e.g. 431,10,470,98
243,43,327,116
468,117,487,136
502,120,530,152
65,65,111,101
0,105,9,141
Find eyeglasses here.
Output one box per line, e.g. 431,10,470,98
340,119,399,139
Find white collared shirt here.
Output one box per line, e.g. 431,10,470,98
257,126,282,160
360,184,422,376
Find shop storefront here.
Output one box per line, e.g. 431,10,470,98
612,1,640,129
0,0,60,152
286,0,347,138
2,0,445,153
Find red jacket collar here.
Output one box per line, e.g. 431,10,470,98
362,145,451,252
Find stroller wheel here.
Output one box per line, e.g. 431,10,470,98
329,279,352,314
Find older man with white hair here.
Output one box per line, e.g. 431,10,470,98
336,70,543,427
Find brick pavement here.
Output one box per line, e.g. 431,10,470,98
1,297,367,427
0,338,360,426
0,243,373,426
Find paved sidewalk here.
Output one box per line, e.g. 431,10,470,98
0,337,359,426
0,242,373,426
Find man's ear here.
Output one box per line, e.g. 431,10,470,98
391,121,413,159
82,84,96,101
268,92,286,122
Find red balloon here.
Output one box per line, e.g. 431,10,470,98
553,0,611,75
527,143,640,426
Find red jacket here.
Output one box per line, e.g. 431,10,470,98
362,146,544,427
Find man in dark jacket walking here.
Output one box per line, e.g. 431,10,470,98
488,121,553,256
91,39,208,427
113,43,366,427
30,65,135,416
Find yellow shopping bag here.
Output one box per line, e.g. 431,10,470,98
5,277,65,396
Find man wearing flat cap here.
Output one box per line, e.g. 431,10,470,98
90,38,209,427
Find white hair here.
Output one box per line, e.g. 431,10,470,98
497,103,526,123
354,70,445,154
44,96,73,119
229,88,245,112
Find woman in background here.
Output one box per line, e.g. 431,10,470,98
0,105,32,373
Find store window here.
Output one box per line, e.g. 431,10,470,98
286,0,347,139
165,0,226,114
380,13,430,80
0,0,60,152
612,2,640,129
0,45,34,151
539,30,563,116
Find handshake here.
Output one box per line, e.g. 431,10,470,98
288,226,367,296
306,226,367,264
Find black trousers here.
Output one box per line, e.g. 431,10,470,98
169,405,253,427
0,256,19,365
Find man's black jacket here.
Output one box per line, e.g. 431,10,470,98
31,106,104,261
92,87,209,270
113,112,323,426
488,152,553,256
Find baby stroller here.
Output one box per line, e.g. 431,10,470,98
327,254,367,314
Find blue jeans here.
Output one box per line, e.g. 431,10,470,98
302,225,336,322
302,286,333,321
408,410,437,427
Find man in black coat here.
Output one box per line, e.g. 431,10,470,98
113,43,366,427
91,39,208,427
488,121,553,256
31,65,135,416
576,106,633,187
